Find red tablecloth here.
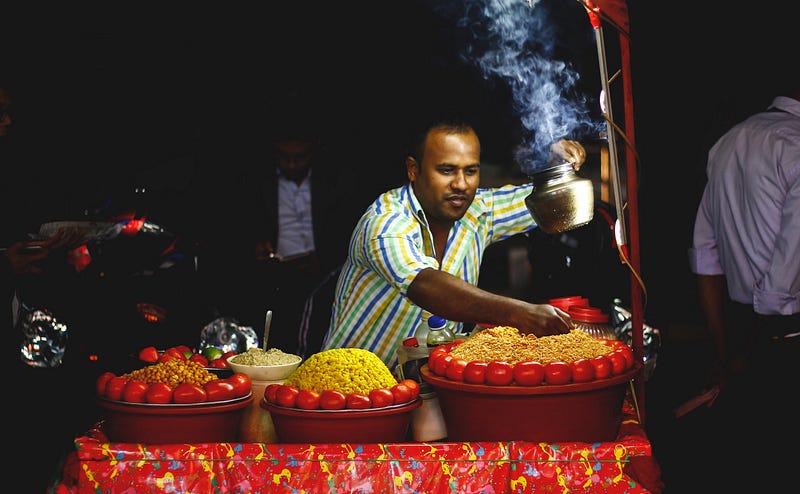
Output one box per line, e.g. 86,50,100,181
56,401,662,493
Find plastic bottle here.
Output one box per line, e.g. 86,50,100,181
413,314,431,348
425,316,454,347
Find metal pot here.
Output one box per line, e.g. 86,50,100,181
525,162,594,234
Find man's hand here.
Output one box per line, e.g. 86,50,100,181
510,302,574,337
550,139,587,170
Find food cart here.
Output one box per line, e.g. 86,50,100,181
54,1,661,492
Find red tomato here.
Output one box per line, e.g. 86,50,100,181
570,358,596,383
209,358,229,369
295,389,321,410
264,383,281,403
368,388,395,408
445,358,468,382
275,385,301,408
429,346,449,361
189,353,209,368
513,360,545,386
615,345,635,369
145,382,173,404
390,383,413,404
485,360,514,386
227,373,252,398
462,361,488,385
319,390,347,410
157,352,176,364
122,380,149,403
138,346,159,363
165,347,187,361
400,379,421,400
174,345,192,354
220,351,237,363
591,355,613,379
96,372,116,396
173,383,208,404
608,339,628,350
346,393,372,409
608,351,627,375
432,354,454,376
204,380,237,402
544,361,572,385
104,376,128,401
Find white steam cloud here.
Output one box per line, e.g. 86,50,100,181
453,0,602,173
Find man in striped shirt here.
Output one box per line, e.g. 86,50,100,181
322,118,587,370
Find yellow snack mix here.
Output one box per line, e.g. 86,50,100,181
283,348,397,395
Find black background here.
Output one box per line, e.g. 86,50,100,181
4,0,799,336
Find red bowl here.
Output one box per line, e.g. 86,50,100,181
261,398,421,444
97,394,253,444
421,363,639,443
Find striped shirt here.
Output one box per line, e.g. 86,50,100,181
322,181,537,371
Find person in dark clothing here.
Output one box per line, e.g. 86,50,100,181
200,112,367,358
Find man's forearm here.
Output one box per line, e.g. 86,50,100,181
407,268,525,326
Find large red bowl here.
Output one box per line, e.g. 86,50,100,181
261,398,421,444
421,363,640,443
97,393,253,444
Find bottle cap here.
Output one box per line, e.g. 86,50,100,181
403,337,420,347
428,316,446,329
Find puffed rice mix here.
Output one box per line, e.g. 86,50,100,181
449,327,613,364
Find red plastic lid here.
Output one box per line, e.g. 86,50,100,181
403,337,420,348
568,306,609,323
549,296,589,312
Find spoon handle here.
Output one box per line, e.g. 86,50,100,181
263,310,273,350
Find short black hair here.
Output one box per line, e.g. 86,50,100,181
407,113,477,163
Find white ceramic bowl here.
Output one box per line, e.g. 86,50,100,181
226,353,301,382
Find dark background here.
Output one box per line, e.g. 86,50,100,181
4,2,800,491
4,0,797,332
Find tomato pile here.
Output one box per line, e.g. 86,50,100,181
427,338,635,386
137,344,237,369
97,360,252,405
263,379,421,410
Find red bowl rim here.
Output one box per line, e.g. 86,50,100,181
97,391,252,410
421,363,640,395
261,397,421,417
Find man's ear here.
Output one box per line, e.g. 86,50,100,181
406,156,418,181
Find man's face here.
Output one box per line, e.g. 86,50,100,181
275,139,314,183
407,127,480,225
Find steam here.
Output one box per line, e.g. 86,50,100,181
452,0,602,173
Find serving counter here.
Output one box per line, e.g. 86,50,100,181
54,400,663,493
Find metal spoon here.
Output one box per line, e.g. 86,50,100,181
263,310,273,350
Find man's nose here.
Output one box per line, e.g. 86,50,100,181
451,171,468,190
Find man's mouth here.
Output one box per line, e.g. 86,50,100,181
445,196,467,208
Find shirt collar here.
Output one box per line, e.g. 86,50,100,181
768,96,800,118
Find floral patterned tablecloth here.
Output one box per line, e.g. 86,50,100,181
55,401,662,493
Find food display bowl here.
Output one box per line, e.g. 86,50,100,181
421,363,640,443
97,394,253,444
226,354,301,382
261,398,421,443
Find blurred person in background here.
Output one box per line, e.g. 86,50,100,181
688,83,799,488
200,96,367,357
322,115,587,371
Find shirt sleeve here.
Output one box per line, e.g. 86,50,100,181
688,186,724,276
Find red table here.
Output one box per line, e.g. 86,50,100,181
55,401,662,493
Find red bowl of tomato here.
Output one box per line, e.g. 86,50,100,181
96,393,253,444
421,362,640,443
261,398,421,444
